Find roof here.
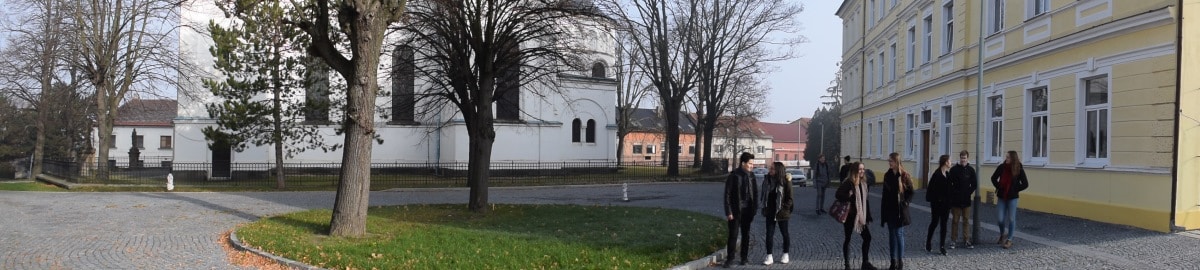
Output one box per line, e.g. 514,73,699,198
710,116,771,139
761,121,804,143
620,107,697,133
114,99,177,127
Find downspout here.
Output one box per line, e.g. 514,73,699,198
860,0,867,162
1169,0,1184,232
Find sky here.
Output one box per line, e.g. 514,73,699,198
760,0,843,123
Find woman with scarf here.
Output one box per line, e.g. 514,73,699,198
990,150,1029,249
760,162,794,265
836,162,878,270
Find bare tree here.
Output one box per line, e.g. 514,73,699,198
692,0,802,173
823,62,844,107
713,75,770,163
67,0,183,179
0,0,72,178
398,0,604,213
614,30,652,165
599,0,701,176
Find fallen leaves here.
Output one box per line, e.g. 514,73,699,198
219,230,289,270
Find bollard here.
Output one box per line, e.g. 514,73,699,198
167,173,175,191
622,183,629,202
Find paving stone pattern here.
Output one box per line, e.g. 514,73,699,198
0,182,1198,269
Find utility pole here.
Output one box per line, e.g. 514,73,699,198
972,0,985,245
820,122,826,155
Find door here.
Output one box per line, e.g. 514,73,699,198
920,130,931,187
211,139,231,178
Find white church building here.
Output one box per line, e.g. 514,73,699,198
173,1,618,178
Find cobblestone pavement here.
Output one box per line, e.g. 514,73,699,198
1,182,1199,269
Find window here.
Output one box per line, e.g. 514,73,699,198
867,123,873,158
110,135,117,149
757,146,765,154
776,154,780,161
716,145,724,153
160,136,172,149
391,45,415,123
922,110,932,124
305,57,331,123
676,144,682,153
1028,0,1049,18
868,0,876,28
1080,75,1110,164
942,2,954,55
868,59,875,90
585,119,596,143
889,43,897,81
1027,87,1049,161
907,27,917,70
922,15,933,64
878,51,886,87
878,120,885,157
496,47,521,120
647,144,656,154
689,145,695,154
888,119,895,154
591,62,606,78
633,144,643,154
940,105,952,156
987,95,1004,159
988,0,1005,35
906,114,916,158
134,135,144,149
571,119,582,142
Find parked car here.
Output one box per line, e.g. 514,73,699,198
752,167,769,181
786,169,809,187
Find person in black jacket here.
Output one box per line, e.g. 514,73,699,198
761,162,794,265
924,155,952,256
990,150,1029,249
836,162,877,270
948,150,977,249
839,155,854,182
881,153,914,270
813,155,834,215
723,152,759,267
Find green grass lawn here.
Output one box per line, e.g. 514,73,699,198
0,181,67,191
236,204,725,270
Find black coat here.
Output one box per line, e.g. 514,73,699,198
724,168,759,217
839,163,855,182
990,165,1029,200
881,169,914,226
948,163,977,207
836,180,873,224
761,173,794,221
925,168,952,206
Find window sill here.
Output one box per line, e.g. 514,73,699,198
1024,13,1049,23
387,120,421,126
1075,161,1108,169
1024,160,1048,167
984,157,1004,165
159,148,173,150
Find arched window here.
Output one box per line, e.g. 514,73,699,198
591,62,606,78
391,45,415,123
571,118,582,142
585,119,596,143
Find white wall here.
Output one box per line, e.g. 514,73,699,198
92,126,175,166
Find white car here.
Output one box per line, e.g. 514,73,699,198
787,169,809,187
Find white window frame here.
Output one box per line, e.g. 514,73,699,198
942,1,954,56
889,43,897,81
888,118,896,155
940,105,952,157
907,26,917,71
647,144,656,154
878,51,886,88
986,93,1005,163
1027,0,1050,19
867,123,874,158
906,113,916,159
1076,68,1112,168
878,120,885,158
922,14,933,64
1024,85,1050,166
988,0,1006,35
633,143,643,154
868,58,875,91
868,0,876,28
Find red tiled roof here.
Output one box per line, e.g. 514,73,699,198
114,99,176,127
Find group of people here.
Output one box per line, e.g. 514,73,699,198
722,150,1030,270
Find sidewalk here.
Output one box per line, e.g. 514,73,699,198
701,185,1200,269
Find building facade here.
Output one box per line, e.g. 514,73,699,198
620,108,700,166
90,99,177,168
175,1,618,177
838,0,1199,232
761,118,810,167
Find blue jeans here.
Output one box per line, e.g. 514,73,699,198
887,224,905,261
997,198,1019,241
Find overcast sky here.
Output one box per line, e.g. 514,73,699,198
760,0,842,123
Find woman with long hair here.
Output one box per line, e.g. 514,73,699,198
990,150,1029,249
836,162,878,270
761,162,794,265
925,155,952,256
881,153,914,269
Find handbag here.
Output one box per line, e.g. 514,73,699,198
829,200,850,223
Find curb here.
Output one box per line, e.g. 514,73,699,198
228,231,324,270
670,248,725,270
35,174,75,189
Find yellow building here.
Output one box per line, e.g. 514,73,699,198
836,0,1200,232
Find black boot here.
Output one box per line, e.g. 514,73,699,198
897,259,904,270
862,261,879,270
888,259,896,270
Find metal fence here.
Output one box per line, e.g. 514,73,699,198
41,159,726,188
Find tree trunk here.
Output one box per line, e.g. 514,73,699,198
702,122,717,173
32,105,46,178
664,101,681,176
95,88,112,180
691,110,703,168
272,45,286,190
467,120,495,213
328,12,385,238
616,132,626,165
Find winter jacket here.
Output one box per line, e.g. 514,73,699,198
881,169,914,227
813,161,833,187
989,165,1029,200
836,179,873,224
948,163,978,208
761,173,794,221
724,167,759,217
925,168,952,206
839,163,855,182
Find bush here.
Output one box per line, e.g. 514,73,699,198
0,162,15,179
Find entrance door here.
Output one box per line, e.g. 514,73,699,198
211,139,231,178
920,130,931,187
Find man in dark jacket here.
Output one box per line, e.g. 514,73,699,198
723,152,759,267
947,150,977,249
813,155,834,214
